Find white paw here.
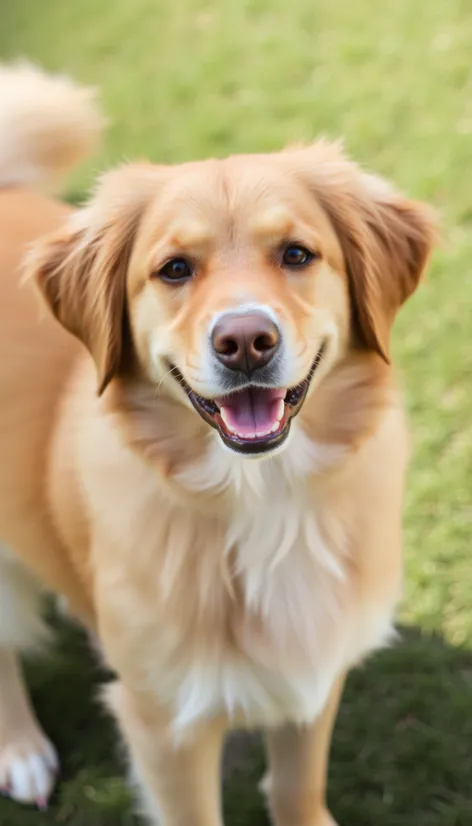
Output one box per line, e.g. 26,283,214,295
0,731,59,808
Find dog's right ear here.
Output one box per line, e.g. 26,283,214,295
25,163,164,395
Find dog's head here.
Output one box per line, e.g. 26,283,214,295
27,142,437,457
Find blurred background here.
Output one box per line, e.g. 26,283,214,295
1,1,472,824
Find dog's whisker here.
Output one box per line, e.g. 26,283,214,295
155,365,181,399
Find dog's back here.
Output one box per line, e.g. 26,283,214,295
0,64,102,607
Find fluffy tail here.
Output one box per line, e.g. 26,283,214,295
0,62,104,192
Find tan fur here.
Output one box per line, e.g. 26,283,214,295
0,63,102,807
0,64,437,822
0,62,104,192
287,141,438,360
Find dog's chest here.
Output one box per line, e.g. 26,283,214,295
156,454,352,734
98,436,393,736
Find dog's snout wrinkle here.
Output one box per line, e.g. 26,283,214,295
211,312,280,377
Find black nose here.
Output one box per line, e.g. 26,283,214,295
212,312,280,375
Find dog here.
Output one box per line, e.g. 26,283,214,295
0,63,437,825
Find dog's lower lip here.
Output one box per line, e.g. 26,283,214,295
167,343,325,454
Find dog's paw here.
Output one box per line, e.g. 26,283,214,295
0,730,59,808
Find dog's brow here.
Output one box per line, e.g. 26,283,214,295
167,221,214,249
249,208,295,240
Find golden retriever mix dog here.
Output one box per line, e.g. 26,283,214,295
0,63,436,824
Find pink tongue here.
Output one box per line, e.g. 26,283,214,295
216,387,286,438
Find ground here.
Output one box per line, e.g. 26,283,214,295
1,0,472,823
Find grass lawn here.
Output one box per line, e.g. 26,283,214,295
1,0,472,823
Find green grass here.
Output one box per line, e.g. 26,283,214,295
1,0,472,823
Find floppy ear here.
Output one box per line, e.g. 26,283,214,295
25,163,162,394
292,141,439,361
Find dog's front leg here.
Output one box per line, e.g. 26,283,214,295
263,674,345,826
105,681,225,826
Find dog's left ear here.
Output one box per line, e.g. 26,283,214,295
25,163,164,394
290,141,439,361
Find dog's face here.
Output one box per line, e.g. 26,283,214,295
126,154,350,456
29,142,437,457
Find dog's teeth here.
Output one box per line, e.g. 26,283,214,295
274,399,285,422
220,408,232,429
221,416,244,438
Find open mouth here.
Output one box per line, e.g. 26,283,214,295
169,343,325,455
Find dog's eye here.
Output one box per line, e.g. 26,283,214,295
157,258,194,284
282,245,315,269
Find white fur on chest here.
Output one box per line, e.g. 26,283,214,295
170,429,394,736
90,424,396,738
175,465,339,730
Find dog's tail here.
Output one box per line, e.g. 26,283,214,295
0,62,104,192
